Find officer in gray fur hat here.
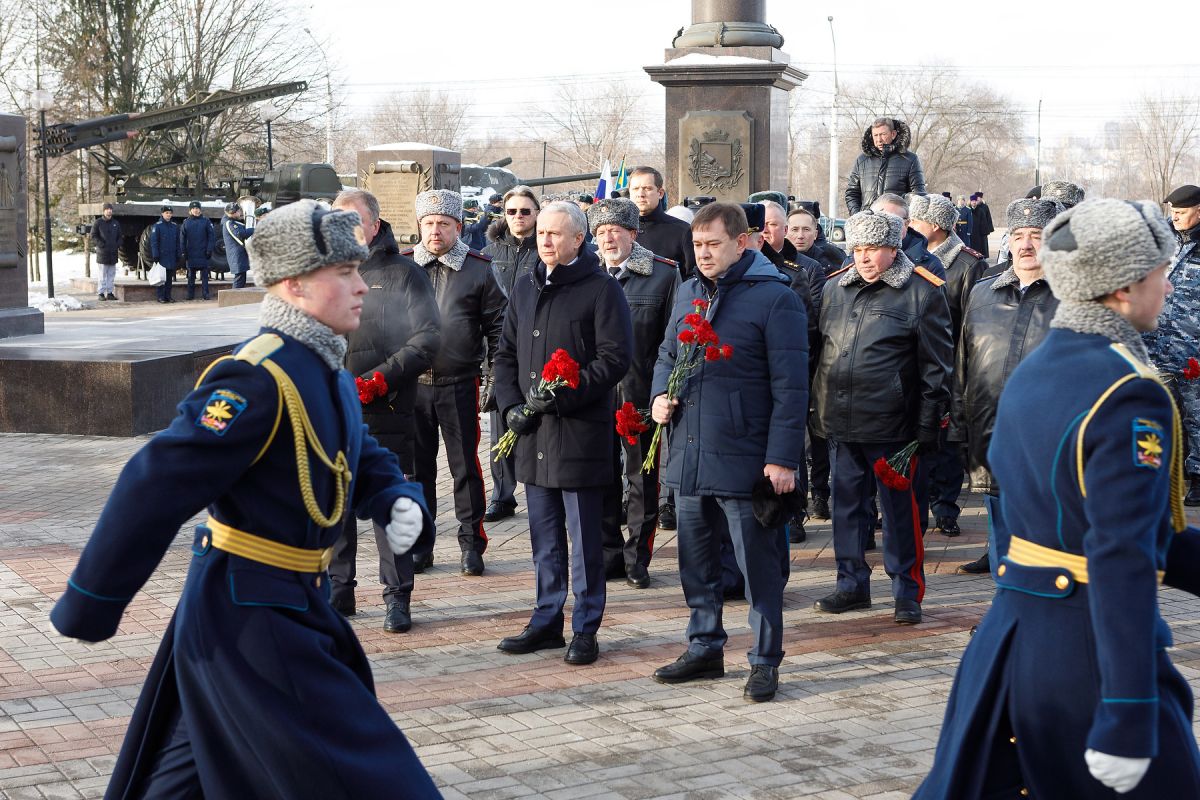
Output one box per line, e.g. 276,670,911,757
918,198,1200,798
49,197,443,798
811,209,953,625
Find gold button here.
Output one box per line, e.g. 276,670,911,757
1009,736,1017,744
1055,575,1070,590
997,564,1006,576
200,535,209,548
1020,789,1029,797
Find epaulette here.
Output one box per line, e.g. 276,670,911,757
470,248,492,262
234,333,284,366
963,246,984,259
653,255,678,266
399,247,415,256
826,266,851,280
914,266,946,287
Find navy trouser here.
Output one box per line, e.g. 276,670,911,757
136,706,202,799
156,267,174,301
231,270,247,288
185,265,209,299
676,494,789,666
412,379,488,559
808,424,830,500
526,485,606,634
601,428,660,574
927,445,964,521
488,408,517,508
830,439,926,602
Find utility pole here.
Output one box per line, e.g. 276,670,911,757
827,16,840,228
1035,98,1043,187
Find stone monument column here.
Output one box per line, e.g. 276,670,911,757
0,114,42,338
645,0,805,204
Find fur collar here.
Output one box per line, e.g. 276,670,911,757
411,238,469,270
839,250,915,289
991,266,1047,291
1051,300,1151,364
931,231,964,269
259,294,347,371
622,242,655,276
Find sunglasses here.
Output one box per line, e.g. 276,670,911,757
505,208,534,216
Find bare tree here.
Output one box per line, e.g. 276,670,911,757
527,81,651,176
1128,93,1200,204
366,88,469,151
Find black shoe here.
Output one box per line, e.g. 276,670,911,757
957,553,990,574
894,598,922,625
658,502,677,530
156,298,167,304
864,534,877,551
106,292,117,301
412,551,433,573
186,294,195,301
743,665,779,702
1187,476,1200,507
497,625,566,654
329,593,355,617
788,517,807,544
810,496,830,520
202,294,210,301
98,293,107,301
164,297,175,303
564,633,598,665
483,502,516,522
626,563,650,589
461,550,484,576
383,599,412,633
813,589,871,614
936,516,961,537
652,651,724,684
723,584,746,602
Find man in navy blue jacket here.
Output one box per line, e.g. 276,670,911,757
181,200,216,300
149,205,183,303
648,202,807,703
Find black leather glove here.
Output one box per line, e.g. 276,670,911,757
505,404,539,436
917,426,941,455
480,373,497,412
524,385,557,415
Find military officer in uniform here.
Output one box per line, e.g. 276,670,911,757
1145,183,1200,506
917,198,1200,798
49,199,442,799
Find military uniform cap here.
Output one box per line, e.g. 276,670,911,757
1165,184,1200,208
845,209,903,249
587,196,640,234
188,200,202,209
160,204,173,212
247,198,369,286
1040,180,1085,209
415,189,463,222
739,203,765,233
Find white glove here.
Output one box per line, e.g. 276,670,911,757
1085,749,1151,794
385,497,422,555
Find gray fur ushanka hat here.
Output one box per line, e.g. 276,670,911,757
1006,198,1062,232
845,209,903,249
587,197,640,234
1040,180,1085,209
909,193,958,233
247,199,369,286
1040,198,1175,301
415,189,463,222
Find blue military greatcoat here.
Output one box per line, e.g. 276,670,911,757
51,330,442,799
916,327,1200,798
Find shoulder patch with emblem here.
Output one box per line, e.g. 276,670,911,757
197,389,248,436
1133,418,1165,469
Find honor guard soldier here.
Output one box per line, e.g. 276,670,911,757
401,189,506,576
181,200,216,300
591,197,680,588
50,199,442,799
917,198,1200,798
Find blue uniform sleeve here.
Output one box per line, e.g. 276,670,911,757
150,224,160,261
50,360,279,643
351,424,434,550
1080,378,1174,758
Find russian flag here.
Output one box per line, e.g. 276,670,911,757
595,159,612,201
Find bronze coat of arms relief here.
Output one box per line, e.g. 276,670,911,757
687,129,744,192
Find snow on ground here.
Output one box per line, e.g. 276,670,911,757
24,249,97,311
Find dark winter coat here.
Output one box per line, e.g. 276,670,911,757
956,205,973,248
611,242,681,408
93,216,122,265
970,202,995,258
797,234,845,274
222,215,253,274
762,239,820,351
483,218,540,299
844,119,927,214
949,266,1057,493
651,249,808,498
345,221,442,424
931,234,990,340
637,206,694,279
813,253,953,443
492,247,633,488
149,218,183,268
181,215,216,268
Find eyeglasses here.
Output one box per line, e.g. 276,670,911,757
506,208,533,216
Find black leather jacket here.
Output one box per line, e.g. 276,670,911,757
483,218,540,299
611,243,680,407
950,265,1058,492
637,206,694,279
845,119,927,214
813,253,953,443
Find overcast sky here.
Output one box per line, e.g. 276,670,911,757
306,1,1199,144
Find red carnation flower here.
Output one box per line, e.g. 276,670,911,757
720,344,733,359
1185,357,1200,381
679,329,696,344
704,346,721,361
691,298,710,311
684,312,703,327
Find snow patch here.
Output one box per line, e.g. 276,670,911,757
29,293,85,312
662,53,772,66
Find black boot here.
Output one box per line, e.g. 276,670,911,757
383,598,411,633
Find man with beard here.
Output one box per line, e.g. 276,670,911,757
590,197,680,589
845,118,927,214
482,185,541,523
1145,184,1200,506
950,198,1061,575
328,188,441,631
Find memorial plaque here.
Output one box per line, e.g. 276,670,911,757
679,111,753,202
356,144,460,246
0,114,43,339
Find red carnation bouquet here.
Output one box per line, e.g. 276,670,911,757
641,298,733,472
355,371,388,405
615,401,650,446
1184,357,1200,381
492,348,580,457
873,441,919,491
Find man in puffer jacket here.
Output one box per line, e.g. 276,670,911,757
845,118,927,214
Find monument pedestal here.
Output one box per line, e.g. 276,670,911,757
0,114,42,339
0,306,43,339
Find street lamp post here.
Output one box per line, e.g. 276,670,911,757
32,88,55,298
827,16,839,231
304,28,335,166
260,104,277,171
